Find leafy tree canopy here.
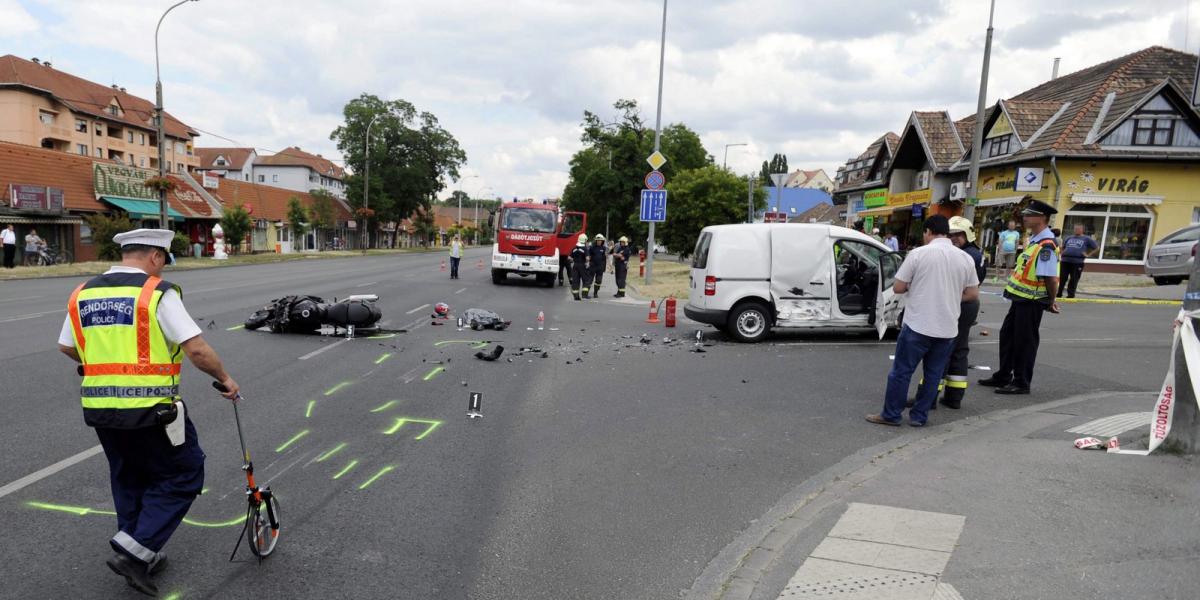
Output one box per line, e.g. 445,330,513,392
659,165,766,258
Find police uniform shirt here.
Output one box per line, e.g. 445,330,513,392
1028,228,1059,278
57,266,203,347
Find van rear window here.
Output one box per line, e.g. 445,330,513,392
692,232,712,269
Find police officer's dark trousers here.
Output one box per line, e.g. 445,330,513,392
941,300,979,407
996,299,1045,390
95,412,205,563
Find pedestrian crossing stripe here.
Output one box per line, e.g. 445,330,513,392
1066,412,1152,437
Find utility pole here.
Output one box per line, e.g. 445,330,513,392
363,112,381,254
154,0,196,228
965,0,997,222
723,142,747,170
645,0,667,285
747,174,755,223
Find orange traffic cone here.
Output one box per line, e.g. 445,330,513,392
645,300,659,324
477,258,484,270
440,259,447,271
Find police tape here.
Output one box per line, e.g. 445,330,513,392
1057,297,1179,306
1099,309,1200,455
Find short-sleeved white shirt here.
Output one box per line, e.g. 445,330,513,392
1,229,15,245
894,238,980,339
58,266,203,348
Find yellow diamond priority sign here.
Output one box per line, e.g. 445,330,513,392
646,151,667,171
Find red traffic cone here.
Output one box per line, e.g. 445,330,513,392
537,310,545,330
477,258,484,270
645,300,659,324
440,259,447,271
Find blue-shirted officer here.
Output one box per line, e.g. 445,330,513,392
58,229,240,597
979,198,1061,395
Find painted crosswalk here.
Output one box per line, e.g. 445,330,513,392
1065,412,1152,437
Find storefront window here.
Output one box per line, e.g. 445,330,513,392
1063,203,1153,262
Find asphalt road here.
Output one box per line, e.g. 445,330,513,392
0,252,1179,599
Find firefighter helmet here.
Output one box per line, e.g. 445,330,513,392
593,234,605,242
618,236,629,243
434,302,450,316
577,234,588,246
948,216,976,243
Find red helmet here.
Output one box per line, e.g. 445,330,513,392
434,302,450,316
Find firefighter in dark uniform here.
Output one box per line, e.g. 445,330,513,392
611,236,632,298
57,229,240,597
980,198,1061,395
568,233,588,301
941,216,986,409
584,233,607,299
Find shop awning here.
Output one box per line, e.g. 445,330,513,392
976,196,1024,208
0,214,84,225
855,206,897,218
1070,193,1163,206
100,196,184,220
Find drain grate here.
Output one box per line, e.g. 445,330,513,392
781,573,938,598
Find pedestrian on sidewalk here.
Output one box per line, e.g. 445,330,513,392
611,236,632,298
24,227,44,266
1058,224,1098,299
980,198,1061,395
884,230,899,252
996,221,1020,283
448,234,463,279
2,224,15,268
867,215,980,427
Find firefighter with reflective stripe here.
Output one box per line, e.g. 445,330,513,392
568,233,588,301
611,236,632,298
939,217,985,409
583,233,607,299
56,229,240,597
980,199,1061,395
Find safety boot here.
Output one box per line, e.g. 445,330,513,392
573,292,581,301
581,289,589,299
592,285,600,297
106,553,158,597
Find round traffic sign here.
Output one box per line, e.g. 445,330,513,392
645,170,665,190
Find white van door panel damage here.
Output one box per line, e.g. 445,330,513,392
770,227,834,326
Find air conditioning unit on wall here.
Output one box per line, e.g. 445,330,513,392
949,181,968,201
915,171,931,190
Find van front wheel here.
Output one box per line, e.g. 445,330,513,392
728,302,771,343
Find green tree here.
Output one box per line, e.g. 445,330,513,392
286,196,309,251
659,166,767,258
220,203,252,254
413,209,436,245
308,189,338,249
760,153,790,186
85,213,136,261
330,94,467,246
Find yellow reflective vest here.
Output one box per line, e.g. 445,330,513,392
1003,238,1059,301
67,272,183,428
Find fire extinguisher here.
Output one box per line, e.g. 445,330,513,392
664,296,676,328
639,249,647,278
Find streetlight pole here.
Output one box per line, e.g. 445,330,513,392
362,112,381,254
747,174,756,223
723,142,747,170
154,0,197,228
645,0,667,285
965,0,997,222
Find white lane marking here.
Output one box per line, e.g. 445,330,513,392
298,338,351,360
406,303,431,315
0,294,45,304
355,281,378,288
0,308,64,323
0,445,104,500
454,287,466,294
1066,412,1153,437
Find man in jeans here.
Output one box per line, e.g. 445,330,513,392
1058,224,1097,298
996,220,1020,283
867,215,980,427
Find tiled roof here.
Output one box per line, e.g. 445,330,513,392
255,146,345,179
0,54,196,140
912,111,964,170
166,175,218,218
835,133,897,192
790,202,838,224
196,147,254,170
0,141,108,212
954,115,976,153
208,177,352,223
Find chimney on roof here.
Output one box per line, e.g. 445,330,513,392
111,84,119,90
1051,57,1061,80
120,87,126,92
43,61,51,68
31,57,39,64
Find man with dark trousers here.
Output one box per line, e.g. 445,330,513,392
942,217,986,408
568,233,588,301
611,236,632,298
1058,224,1097,298
980,198,1061,395
583,233,607,299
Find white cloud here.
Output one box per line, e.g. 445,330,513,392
0,0,38,35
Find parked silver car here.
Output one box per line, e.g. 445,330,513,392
1144,224,1199,285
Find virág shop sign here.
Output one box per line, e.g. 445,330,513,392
93,163,157,201
8,184,65,212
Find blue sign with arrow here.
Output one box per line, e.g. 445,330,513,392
639,190,667,222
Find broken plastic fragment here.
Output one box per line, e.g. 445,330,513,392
473,345,505,361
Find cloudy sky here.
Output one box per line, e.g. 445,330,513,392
3,0,1196,199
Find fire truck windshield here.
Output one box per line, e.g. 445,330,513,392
501,208,557,233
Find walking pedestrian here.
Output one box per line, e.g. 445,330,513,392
884,230,899,252
448,234,463,280
867,215,980,427
980,198,1061,395
996,221,1020,283
568,233,588,301
584,234,607,299
611,236,632,298
24,227,44,266
1058,224,1098,299
56,229,240,596
2,224,16,268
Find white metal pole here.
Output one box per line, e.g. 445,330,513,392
154,0,195,228
965,0,997,222
646,0,667,284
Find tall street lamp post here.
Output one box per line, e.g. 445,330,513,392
154,0,197,228
965,0,997,222
645,0,668,285
723,143,747,170
362,112,383,254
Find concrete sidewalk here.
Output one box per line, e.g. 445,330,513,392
701,392,1200,600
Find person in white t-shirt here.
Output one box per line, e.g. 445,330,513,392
1,224,15,269
867,215,980,427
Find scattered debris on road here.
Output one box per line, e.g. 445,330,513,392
474,345,505,361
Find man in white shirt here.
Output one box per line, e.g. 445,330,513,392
867,215,980,427
1,224,15,268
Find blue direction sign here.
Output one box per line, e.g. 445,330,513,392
639,189,667,222
644,170,665,190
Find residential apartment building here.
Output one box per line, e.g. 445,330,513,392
0,55,200,174
833,132,898,226
251,146,347,199
196,147,257,181
784,168,835,192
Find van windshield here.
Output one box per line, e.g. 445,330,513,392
692,232,712,269
501,208,557,233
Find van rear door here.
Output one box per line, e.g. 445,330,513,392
689,230,714,309
770,227,833,325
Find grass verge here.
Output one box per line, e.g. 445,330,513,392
629,258,691,301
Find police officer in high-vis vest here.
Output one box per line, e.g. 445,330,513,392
57,229,240,597
979,198,1061,395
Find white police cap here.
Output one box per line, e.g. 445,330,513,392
113,228,175,250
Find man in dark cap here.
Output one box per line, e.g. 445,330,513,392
979,197,1061,395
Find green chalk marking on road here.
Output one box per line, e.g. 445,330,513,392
305,400,315,418
275,429,310,453
375,352,393,365
316,442,347,463
367,333,396,339
226,324,244,331
333,459,359,480
324,381,352,396
26,501,116,517
472,342,488,349
163,593,183,600
182,514,248,528
383,417,442,440
422,366,444,381
433,340,486,347
370,400,398,413
358,466,396,490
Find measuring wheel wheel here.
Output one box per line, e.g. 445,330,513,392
247,494,281,558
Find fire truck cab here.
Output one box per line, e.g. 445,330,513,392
490,200,586,286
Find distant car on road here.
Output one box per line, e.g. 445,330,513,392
1144,223,1199,285
653,244,666,254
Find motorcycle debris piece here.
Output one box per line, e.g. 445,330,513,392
464,308,511,331
473,345,505,361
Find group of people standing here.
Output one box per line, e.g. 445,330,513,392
2,224,46,268
567,234,632,300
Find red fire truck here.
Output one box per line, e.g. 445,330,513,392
490,200,586,286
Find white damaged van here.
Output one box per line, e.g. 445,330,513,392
684,223,904,343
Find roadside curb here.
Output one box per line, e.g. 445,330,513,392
1060,296,1179,306
684,390,1146,600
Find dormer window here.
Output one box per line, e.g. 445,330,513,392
1102,93,1200,148
215,157,227,166
986,134,1012,157
1131,115,1175,146
109,105,120,117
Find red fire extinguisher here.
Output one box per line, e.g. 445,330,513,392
664,296,676,328
639,249,647,278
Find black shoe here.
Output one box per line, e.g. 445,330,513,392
148,553,167,575
106,553,158,597
978,376,1010,387
994,384,1030,395
573,294,581,301
904,398,937,410
939,398,961,409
